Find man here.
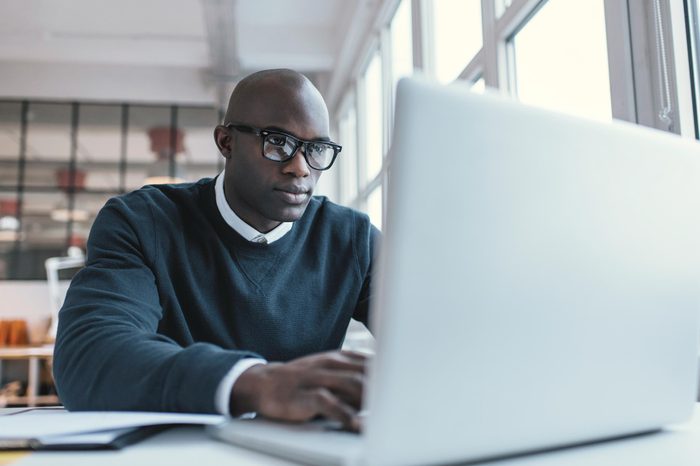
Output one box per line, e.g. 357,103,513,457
53,69,379,432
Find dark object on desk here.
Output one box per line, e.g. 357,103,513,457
0,410,224,451
21,425,166,450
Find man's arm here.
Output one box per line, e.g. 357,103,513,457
53,196,261,413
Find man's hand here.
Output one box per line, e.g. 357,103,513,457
230,350,367,432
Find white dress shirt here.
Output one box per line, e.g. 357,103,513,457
213,170,292,416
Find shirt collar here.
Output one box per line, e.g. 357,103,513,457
214,170,293,244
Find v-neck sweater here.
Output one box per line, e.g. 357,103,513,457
53,176,379,413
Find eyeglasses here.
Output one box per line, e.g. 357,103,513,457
226,123,342,171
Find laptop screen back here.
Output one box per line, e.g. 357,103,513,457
364,77,700,466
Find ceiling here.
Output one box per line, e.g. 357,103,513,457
0,0,208,66
0,0,378,100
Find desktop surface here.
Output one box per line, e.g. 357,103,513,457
4,405,700,466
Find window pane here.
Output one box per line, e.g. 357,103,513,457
11,191,110,279
362,52,384,184
339,104,358,205
25,103,73,188
391,0,414,94
366,185,383,231
178,107,220,182
0,103,21,159
78,104,123,191
73,192,114,248
511,0,612,121
13,192,67,279
0,102,221,280
433,0,482,83
689,0,700,138
0,102,21,187
126,106,176,190
26,103,72,160
0,195,19,279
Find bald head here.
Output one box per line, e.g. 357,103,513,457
224,69,329,131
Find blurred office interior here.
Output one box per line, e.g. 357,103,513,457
0,0,697,405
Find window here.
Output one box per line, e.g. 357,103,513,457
341,1,416,229
0,102,22,188
338,103,358,205
127,106,175,189
361,51,384,184
688,0,700,137
78,104,123,191
432,0,482,83
509,0,612,121
0,194,19,277
0,100,220,280
390,0,414,94
366,185,383,231
334,0,693,236
178,107,222,181
25,103,73,188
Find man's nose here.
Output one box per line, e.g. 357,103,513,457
282,146,311,177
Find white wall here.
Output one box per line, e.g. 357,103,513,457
0,281,52,344
0,61,218,105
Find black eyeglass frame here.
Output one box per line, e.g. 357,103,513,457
226,123,342,171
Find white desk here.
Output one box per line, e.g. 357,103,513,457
6,405,700,466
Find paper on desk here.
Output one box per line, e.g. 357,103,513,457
0,412,224,439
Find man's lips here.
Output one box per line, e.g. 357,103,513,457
274,186,310,205
275,185,310,194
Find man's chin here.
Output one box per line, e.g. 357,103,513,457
274,203,309,223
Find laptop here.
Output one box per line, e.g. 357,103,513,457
209,76,700,466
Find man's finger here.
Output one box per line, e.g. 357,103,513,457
339,350,369,361
309,388,360,432
315,353,367,373
306,370,364,409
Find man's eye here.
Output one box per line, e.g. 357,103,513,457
267,134,286,146
308,143,326,154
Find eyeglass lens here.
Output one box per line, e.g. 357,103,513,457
263,134,334,169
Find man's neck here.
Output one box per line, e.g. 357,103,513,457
214,171,292,243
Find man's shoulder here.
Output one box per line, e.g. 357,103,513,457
123,177,214,202
306,196,371,227
302,197,378,273
106,177,215,215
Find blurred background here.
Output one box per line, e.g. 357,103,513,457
0,0,698,405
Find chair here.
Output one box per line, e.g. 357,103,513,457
44,247,85,343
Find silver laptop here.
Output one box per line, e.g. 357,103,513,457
209,76,700,466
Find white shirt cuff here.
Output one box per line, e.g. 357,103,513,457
214,358,267,417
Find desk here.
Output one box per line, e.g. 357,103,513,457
0,346,57,407
4,405,700,466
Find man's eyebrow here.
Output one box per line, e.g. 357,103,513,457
266,125,331,142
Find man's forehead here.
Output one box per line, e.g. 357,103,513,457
260,119,330,142
231,80,330,137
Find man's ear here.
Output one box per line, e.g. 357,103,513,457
214,125,233,159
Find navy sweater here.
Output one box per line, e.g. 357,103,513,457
53,177,379,413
